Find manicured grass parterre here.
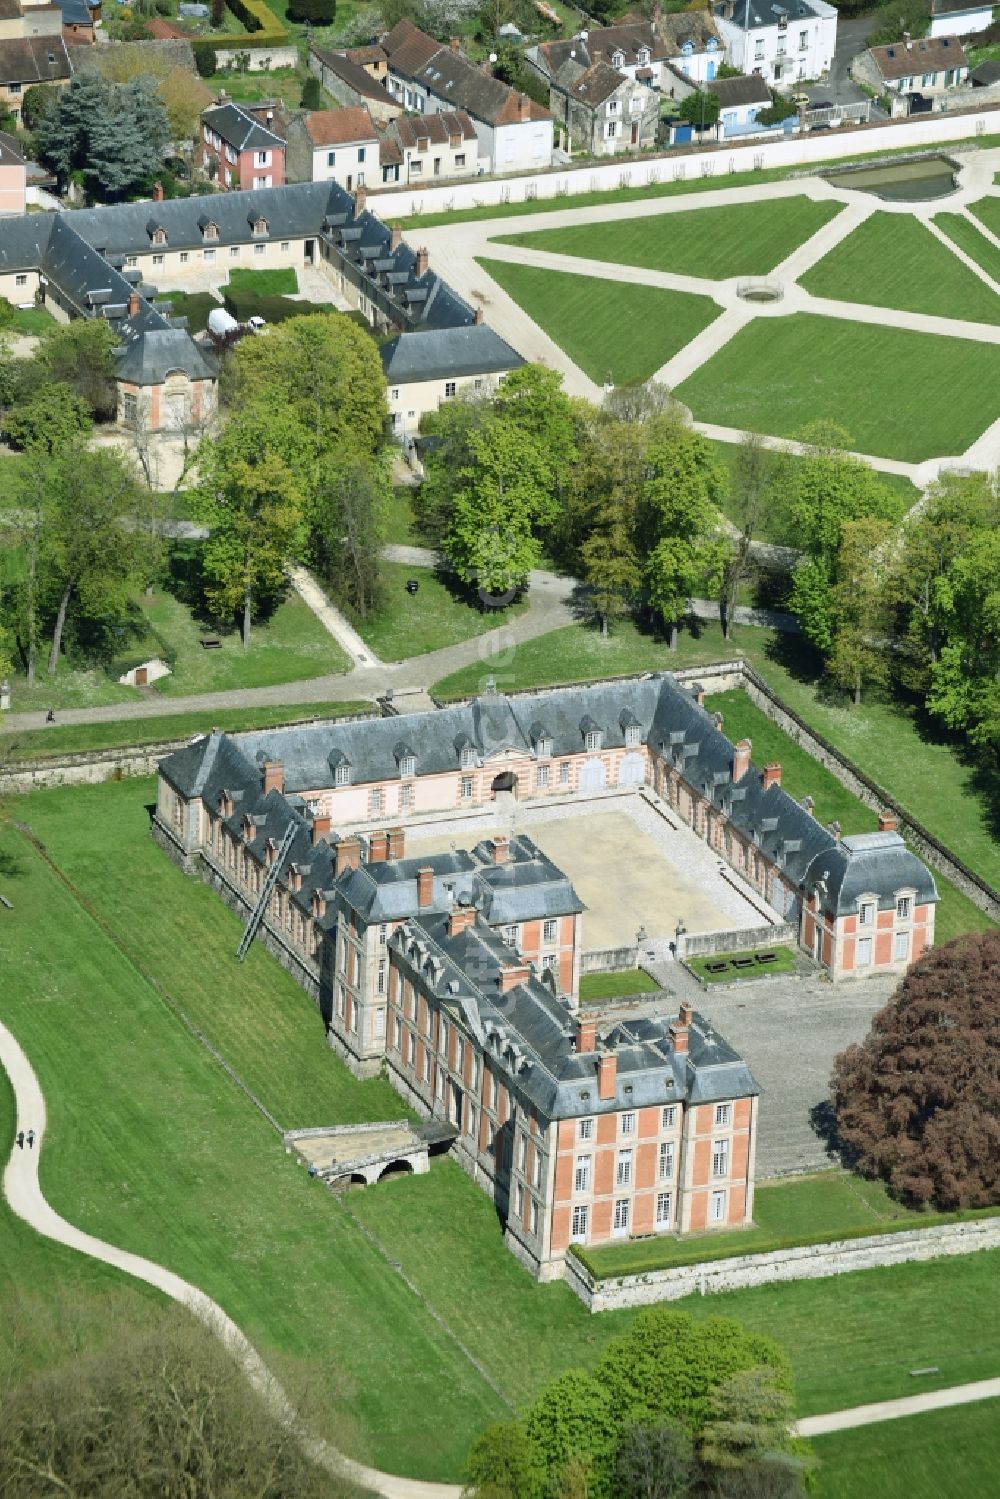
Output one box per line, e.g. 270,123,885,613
814,1400,1000,1499
573,1169,999,1278
968,192,1000,241
352,562,527,662
674,313,1000,462
686,943,798,983
800,211,1000,325
476,257,720,385
933,211,1000,285
227,266,299,296
578,968,659,1002
0,702,372,763
493,197,843,279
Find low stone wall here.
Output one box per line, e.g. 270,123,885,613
213,43,299,70
679,922,797,959
566,1214,1000,1312
581,945,639,974
0,739,189,794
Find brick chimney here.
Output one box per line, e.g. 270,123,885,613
829,820,842,842
415,246,429,278
500,961,530,993
312,889,326,919
519,93,531,122
733,738,751,781
387,826,406,861
762,762,782,791
312,813,332,846
576,1015,597,1053
670,1001,692,1055
152,179,164,203
597,1051,617,1101
491,835,509,865
474,306,484,325
448,904,477,938
354,185,367,216
390,223,402,252
127,290,140,317
692,682,705,706
288,864,302,892
368,828,389,863
262,760,284,796
335,836,361,875
417,865,434,908
801,794,815,817
878,813,898,833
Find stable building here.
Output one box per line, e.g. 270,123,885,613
381,320,525,440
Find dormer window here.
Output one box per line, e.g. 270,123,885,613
201,221,219,241
400,754,416,778
625,724,641,748
250,215,268,237
585,730,601,751
334,763,351,786
457,737,476,770
219,789,233,818
681,40,693,55
637,46,650,64
612,48,624,66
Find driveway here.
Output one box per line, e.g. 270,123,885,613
809,15,877,108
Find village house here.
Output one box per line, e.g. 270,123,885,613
153,702,763,1278
852,34,969,108
708,71,772,135
295,106,378,190
0,32,72,123
549,59,659,155
528,10,727,96
928,0,993,38
713,0,837,88
200,99,286,190
377,108,479,185
308,43,401,123
381,320,524,440
382,20,553,174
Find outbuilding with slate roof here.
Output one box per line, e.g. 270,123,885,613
381,321,525,440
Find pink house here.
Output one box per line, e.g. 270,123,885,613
0,129,26,216
200,100,285,191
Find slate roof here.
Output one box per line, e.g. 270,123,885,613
930,0,984,12
56,0,95,28
202,101,285,152
381,324,525,384
707,72,771,107
114,325,217,385
971,59,1000,84
722,0,832,27
305,106,377,147
568,61,627,106
868,34,968,79
310,45,396,105
384,20,552,126
0,35,72,85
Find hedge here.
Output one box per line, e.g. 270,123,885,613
225,0,288,38
222,289,339,324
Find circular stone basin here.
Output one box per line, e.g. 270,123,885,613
738,282,783,303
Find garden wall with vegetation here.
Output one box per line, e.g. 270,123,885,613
673,661,1000,924
566,1213,1000,1312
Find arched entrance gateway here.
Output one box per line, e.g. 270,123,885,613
491,771,518,797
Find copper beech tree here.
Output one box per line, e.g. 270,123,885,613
831,931,1000,1209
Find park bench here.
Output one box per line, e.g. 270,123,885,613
200,635,223,650
754,952,777,965
705,961,729,974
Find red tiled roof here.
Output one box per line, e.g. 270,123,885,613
305,105,377,146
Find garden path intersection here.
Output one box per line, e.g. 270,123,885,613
408,144,1000,482
2,1014,1000,1490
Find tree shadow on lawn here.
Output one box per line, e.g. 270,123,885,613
164,541,285,635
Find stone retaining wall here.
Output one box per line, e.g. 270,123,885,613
565,1215,1000,1311
678,922,797,959
0,740,188,794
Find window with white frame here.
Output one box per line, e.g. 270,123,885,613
662,1105,677,1129
229,246,240,259
377,957,387,995
15,274,27,287
502,925,518,948
393,1014,402,1050
122,391,138,425
574,1156,590,1192
532,1150,542,1188
858,900,876,927
280,240,289,251
536,764,550,788
370,788,383,814
125,255,138,268
894,931,910,961
571,1204,588,1241
515,1181,524,1219
379,923,388,947
613,1198,630,1234
456,1037,464,1073
655,1191,672,1228
658,1141,675,1180
152,254,164,266
543,919,558,944
606,121,618,139
327,150,336,166
715,1103,732,1127
621,1111,636,1136
710,1189,726,1223
712,1139,729,1178
799,28,808,47
857,936,873,966
517,1132,527,1171
896,894,912,921
460,775,474,800
579,1117,594,1142
585,730,601,751
435,1065,445,1101
624,724,641,748
334,762,351,786
616,1149,632,1186
559,762,570,785
180,252,189,264
542,953,555,972
401,783,412,810
254,241,267,256
203,248,216,263
754,38,765,59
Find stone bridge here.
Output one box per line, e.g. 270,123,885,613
284,1120,433,1189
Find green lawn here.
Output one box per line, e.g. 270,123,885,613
383,489,419,546
574,1169,997,1278
578,968,659,1002
227,266,299,296
201,68,306,107
5,780,1000,1476
674,313,1000,462
686,943,798,984
432,617,678,699
157,289,220,334
934,211,1000,285
968,192,1000,242
353,562,527,662
800,211,1000,324
493,197,843,280
476,258,720,385
0,702,372,763
6,304,54,335
814,1401,1000,1499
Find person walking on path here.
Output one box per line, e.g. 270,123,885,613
15,1131,23,1149
26,1129,35,1148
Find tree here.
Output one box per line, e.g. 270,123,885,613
465,1420,544,1499
581,516,641,637
191,403,311,650
595,1308,792,1434
307,455,387,619
523,1370,618,1499
2,452,47,684
615,1420,696,1499
826,517,893,706
0,1298,351,1499
3,381,92,454
602,379,675,426
678,90,720,128
788,422,900,573
699,1367,806,1484
36,317,118,419
491,363,578,530
301,72,322,110
638,423,729,648
416,389,492,547
720,433,788,641
36,443,147,675
288,0,337,20
831,931,1000,1209
444,420,547,602
570,412,646,631
37,72,169,198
